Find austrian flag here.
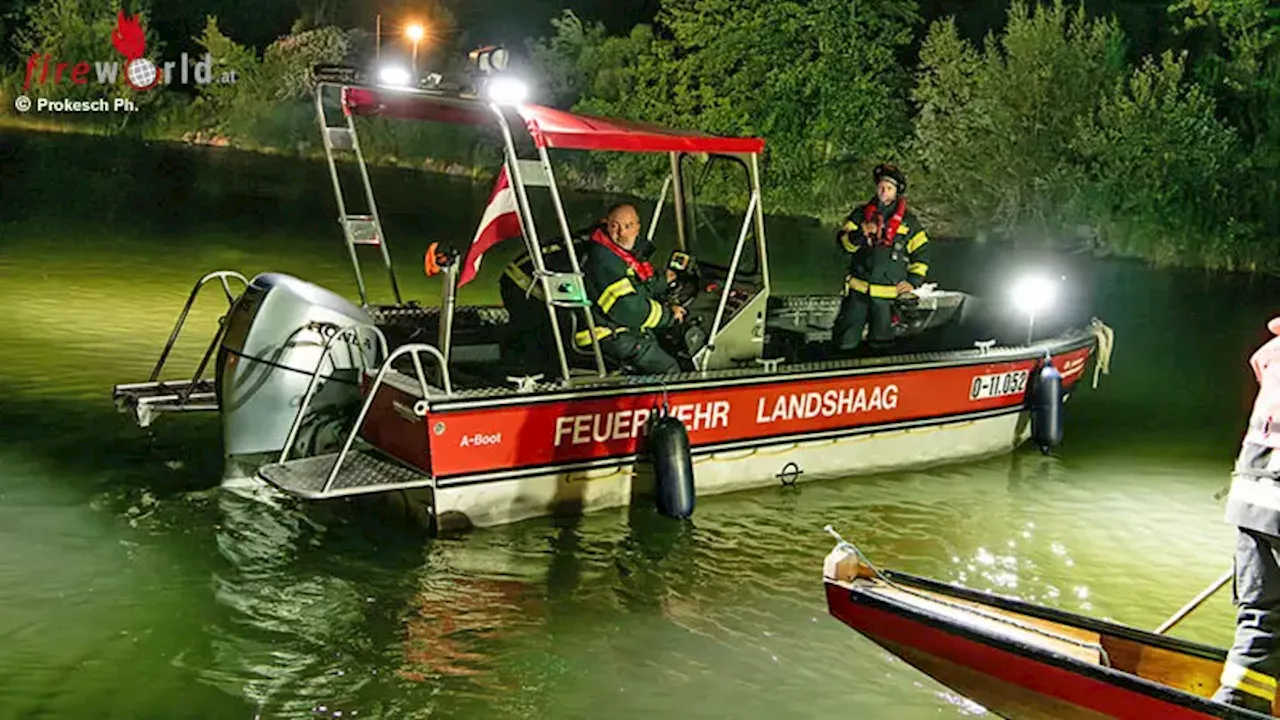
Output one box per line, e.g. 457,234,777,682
458,167,524,287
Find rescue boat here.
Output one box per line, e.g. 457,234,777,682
111,54,1115,531
821,527,1272,719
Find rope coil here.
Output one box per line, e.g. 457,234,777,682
1088,318,1115,390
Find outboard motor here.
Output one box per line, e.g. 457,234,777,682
216,273,380,479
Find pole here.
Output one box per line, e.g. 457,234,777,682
412,41,419,71
1154,567,1233,634
1027,309,1036,345
376,14,381,60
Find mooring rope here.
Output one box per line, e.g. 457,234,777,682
1088,318,1115,390
823,526,1112,667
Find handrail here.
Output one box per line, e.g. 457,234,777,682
150,270,249,383
319,342,451,494
701,190,760,370
278,321,390,464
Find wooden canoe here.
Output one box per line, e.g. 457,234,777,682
822,534,1277,719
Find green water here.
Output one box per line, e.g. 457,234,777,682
2,128,1279,719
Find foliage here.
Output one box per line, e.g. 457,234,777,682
1073,50,1245,266
530,0,923,218
910,0,1127,237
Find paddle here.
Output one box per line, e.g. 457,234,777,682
1154,567,1233,634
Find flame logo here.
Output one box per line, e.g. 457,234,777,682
111,10,146,60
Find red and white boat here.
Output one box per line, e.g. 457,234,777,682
821,528,1270,719
112,55,1115,531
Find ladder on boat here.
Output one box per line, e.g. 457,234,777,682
316,83,402,308
112,270,247,428
256,332,452,500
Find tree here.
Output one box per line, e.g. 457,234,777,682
910,0,1127,236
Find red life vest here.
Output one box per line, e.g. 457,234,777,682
590,227,655,281
1244,316,1280,449
862,198,907,247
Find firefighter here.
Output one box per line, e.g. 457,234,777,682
830,163,931,353
578,204,685,374
498,237,583,375
1213,315,1280,714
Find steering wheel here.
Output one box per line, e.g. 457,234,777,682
664,250,702,307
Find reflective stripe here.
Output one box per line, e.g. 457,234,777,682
1221,661,1278,701
598,277,635,313
838,222,861,253
847,277,900,299
641,299,664,329
907,231,928,254
908,262,929,276
574,325,622,347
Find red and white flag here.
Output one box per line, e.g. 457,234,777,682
458,166,523,287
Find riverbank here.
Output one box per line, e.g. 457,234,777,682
3,115,1272,278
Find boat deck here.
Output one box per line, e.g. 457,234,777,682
257,447,433,499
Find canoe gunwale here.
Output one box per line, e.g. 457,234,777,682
829,576,1272,719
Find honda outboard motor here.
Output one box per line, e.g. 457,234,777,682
216,273,380,479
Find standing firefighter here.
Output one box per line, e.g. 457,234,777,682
1214,316,1280,714
830,163,931,353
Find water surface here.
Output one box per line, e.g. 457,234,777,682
2,129,1277,719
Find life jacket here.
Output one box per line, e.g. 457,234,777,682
590,227,655,282
862,198,907,248
1244,316,1280,449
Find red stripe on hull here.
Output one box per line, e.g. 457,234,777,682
825,584,1218,720
364,346,1093,478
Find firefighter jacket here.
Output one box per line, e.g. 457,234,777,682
502,238,586,301
1224,317,1280,536
836,198,931,299
578,227,676,347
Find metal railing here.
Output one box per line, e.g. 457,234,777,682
149,270,249,403
277,321,389,464
277,333,452,496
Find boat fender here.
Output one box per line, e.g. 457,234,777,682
650,403,695,519
1030,352,1064,454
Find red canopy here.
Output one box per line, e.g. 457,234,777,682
342,87,764,155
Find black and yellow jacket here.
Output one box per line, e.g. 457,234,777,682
836,198,930,299
501,238,586,300
578,228,675,346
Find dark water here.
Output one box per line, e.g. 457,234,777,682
2,128,1280,719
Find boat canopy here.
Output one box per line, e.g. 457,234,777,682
341,87,766,155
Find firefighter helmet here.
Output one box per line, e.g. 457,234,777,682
873,163,907,194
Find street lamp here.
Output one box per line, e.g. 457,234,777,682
406,23,425,71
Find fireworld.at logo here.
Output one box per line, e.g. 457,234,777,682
22,10,238,91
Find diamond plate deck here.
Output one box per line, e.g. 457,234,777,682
257,449,433,499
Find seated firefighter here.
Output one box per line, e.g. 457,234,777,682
830,163,931,353
578,204,686,374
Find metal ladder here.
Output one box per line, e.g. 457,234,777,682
316,83,403,308
256,324,452,500
112,270,248,427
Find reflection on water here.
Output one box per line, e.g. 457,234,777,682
0,128,1277,718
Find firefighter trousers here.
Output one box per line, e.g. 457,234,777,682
599,332,679,375
831,292,894,351
1213,526,1280,712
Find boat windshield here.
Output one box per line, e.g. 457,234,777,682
680,154,759,278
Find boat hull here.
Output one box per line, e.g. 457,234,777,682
353,333,1098,530
821,558,1273,720
430,405,1028,530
